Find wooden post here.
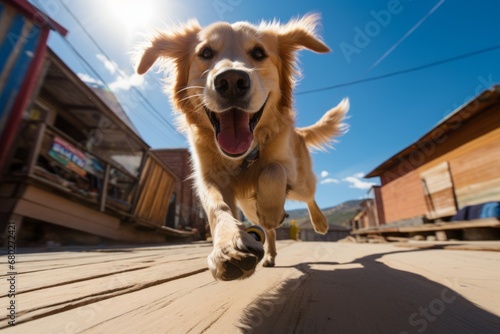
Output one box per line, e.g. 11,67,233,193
27,122,46,175
130,150,148,214
100,163,111,212
447,162,459,212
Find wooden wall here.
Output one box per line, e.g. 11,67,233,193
134,155,175,226
378,103,500,224
373,186,385,225
449,128,500,207
356,199,380,229
153,149,191,224
380,170,428,223
152,149,205,235
13,185,164,243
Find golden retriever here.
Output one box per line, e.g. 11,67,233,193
136,14,348,280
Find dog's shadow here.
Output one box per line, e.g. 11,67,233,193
238,248,500,334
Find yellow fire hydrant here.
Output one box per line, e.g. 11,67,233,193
289,219,300,240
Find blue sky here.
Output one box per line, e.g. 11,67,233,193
32,0,500,210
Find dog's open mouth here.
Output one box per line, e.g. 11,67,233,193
205,97,267,157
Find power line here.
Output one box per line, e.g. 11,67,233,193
36,1,500,110
30,1,178,145
127,111,176,144
55,0,182,137
297,44,500,95
32,0,110,96
34,0,186,147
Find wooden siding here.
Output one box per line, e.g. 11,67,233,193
373,186,385,225
134,156,175,226
380,103,500,184
12,186,165,243
449,128,500,207
355,199,379,229
14,185,119,229
10,185,163,242
152,149,203,229
380,171,427,223
420,162,457,219
416,107,500,173
153,149,192,224
378,103,500,224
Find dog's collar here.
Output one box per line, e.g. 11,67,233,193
240,146,259,170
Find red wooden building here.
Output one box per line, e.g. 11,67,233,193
363,86,500,234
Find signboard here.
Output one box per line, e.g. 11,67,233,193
48,137,87,177
85,155,105,177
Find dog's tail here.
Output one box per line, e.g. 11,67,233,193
296,98,349,151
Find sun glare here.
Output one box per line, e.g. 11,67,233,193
105,0,155,32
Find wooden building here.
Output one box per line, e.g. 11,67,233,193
299,225,351,242
0,1,182,245
152,148,206,239
351,197,380,230
0,0,67,172
365,86,500,226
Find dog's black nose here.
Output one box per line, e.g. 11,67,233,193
214,70,250,99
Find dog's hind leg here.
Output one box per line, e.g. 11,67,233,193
263,228,277,267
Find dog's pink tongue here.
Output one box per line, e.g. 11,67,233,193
217,109,253,155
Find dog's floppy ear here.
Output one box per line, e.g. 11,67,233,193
278,13,330,53
270,14,329,108
136,20,201,74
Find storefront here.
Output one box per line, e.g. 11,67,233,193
1,48,180,244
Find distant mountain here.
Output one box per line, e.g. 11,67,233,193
285,199,362,229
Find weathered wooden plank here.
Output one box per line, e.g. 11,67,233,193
0,257,209,325
398,218,500,232
18,186,120,229
394,241,500,252
353,218,500,235
449,132,500,187
421,162,453,193
455,178,500,208
6,244,211,274
0,245,212,293
2,242,499,333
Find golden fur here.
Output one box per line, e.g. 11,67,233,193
136,14,348,280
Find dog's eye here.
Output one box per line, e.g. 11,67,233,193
250,47,266,61
199,47,214,60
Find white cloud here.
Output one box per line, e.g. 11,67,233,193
320,178,340,185
77,73,103,86
343,172,376,190
96,54,118,74
94,53,145,92
109,73,145,92
320,171,329,178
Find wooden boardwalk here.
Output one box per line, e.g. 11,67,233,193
2,241,500,333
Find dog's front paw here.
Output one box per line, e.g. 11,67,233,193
208,229,264,281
